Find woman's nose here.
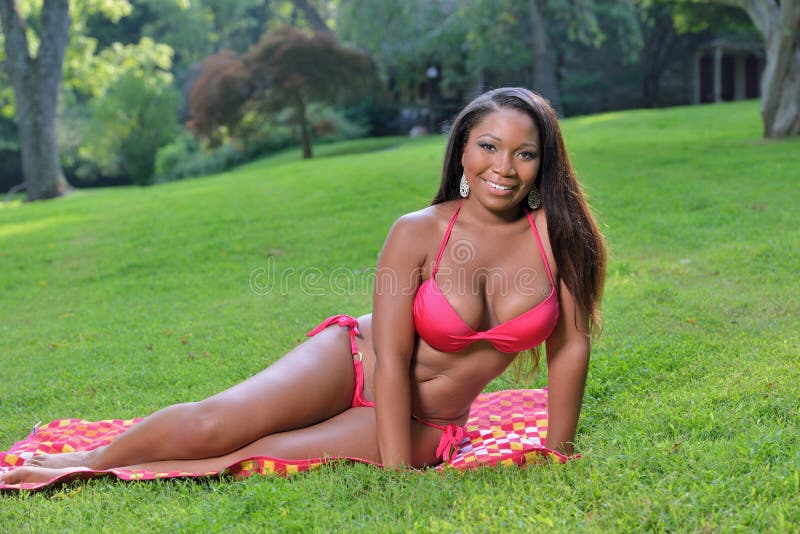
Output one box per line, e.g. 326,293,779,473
492,152,516,176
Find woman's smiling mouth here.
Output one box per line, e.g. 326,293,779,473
481,177,515,192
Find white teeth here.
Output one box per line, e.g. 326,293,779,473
484,179,512,190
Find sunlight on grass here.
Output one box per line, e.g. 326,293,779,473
572,111,627,125
0,215,84,238
0,198,23,209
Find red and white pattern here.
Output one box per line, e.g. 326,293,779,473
0,388,569,492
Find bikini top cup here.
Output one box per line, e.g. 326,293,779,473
413,201,559,354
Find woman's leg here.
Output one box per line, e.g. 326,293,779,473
0,409,444,485
26,324,360,471
120,408,443,473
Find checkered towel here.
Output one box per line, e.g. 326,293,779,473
0,388,569,491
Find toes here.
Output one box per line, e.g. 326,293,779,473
0,468,22,485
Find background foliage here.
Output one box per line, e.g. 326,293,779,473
0,0,761,190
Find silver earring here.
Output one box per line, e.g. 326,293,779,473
527,186,541,210
459,174,470,198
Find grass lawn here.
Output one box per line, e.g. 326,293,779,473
1,100,798,531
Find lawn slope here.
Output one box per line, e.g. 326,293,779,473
1,101,798,531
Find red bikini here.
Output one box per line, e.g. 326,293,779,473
306,202,558,464
414,200,559,353
306,315,465,463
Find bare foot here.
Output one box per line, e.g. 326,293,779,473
0,465,91,485
24,448,102,469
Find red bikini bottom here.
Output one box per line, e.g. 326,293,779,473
307,315,465,463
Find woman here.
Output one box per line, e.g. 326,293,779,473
0,87,605,484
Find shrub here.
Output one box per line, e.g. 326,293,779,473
238,103,368,159
155,130,247,182
81,72,181,185
308,103,368,142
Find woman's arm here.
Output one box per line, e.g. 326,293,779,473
372,214,426,468
544,279,591,456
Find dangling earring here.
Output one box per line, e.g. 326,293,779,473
459,174,470,198
527,186,541,210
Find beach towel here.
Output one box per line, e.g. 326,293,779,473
0,388,569,492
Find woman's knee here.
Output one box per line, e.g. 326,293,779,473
169,401,236,456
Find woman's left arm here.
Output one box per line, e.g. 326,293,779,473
544,279,591,456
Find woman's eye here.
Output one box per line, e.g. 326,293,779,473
479,143,495,152
518,151,538,160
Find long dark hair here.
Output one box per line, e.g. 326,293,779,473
434,87,606,345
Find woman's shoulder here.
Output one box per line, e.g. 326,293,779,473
392,201,460,233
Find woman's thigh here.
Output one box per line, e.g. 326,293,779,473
193,323,359,448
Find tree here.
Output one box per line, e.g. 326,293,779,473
191,26,379,159
0,0,70,200
188,50,252,146
336,0,641,116
0,0,136,198
289,0,332,36
529,0,562,112
706,0,799,138
249,26,378,158
81,70,180,185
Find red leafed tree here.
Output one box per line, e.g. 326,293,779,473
190,26,379,158
188,51,252,147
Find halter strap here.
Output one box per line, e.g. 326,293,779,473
525,209,555,287
431,200,463,276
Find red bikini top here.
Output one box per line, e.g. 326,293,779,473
413,201,559,354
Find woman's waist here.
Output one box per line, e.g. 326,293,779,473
409,376,481,426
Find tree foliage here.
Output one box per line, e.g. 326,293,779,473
1,0,794,197
116,0,331,77
336,0,642,114
190,25,379,158
81,69,180,185
0,0,134,116
188,50,251,145
0,0,186,196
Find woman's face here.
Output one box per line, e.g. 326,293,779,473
460,107,541,213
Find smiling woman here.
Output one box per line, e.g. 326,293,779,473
0,87,606,486
461,108,541,207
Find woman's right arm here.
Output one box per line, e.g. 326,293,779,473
372,214,426,468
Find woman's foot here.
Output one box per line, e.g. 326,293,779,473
0,465,91,485
24,448,102,469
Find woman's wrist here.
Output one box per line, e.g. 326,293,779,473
545,437,574,456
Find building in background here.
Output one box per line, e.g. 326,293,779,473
694,39,764,104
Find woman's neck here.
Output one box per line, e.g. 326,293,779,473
458,198,527,227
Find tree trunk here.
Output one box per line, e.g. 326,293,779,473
710,0,800,138
0,0,70,200
295,93,313,159
291,0,332,36
760,4,800,137
529,0,563,115
641,5,678,108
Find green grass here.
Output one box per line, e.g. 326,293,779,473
1,100,798,531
